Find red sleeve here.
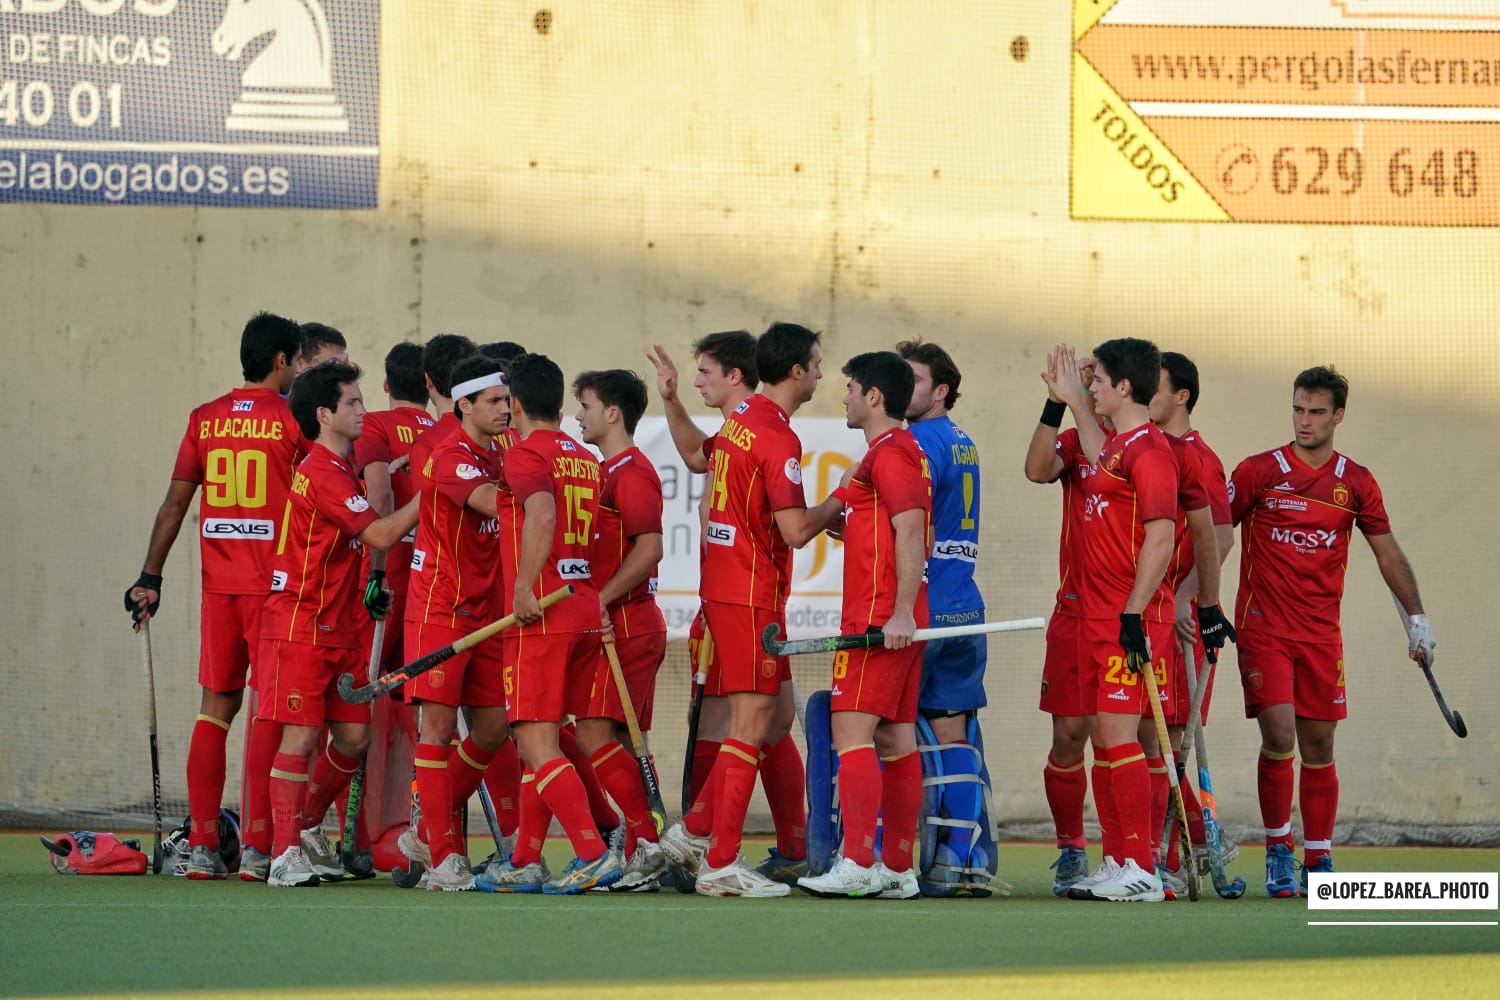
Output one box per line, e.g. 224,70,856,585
170,412,203,483
872,442,928,515
1355,467,1392,537
310,465,381,537
1055,427,1079,459
701,435,714,462
505,445,554,506
432,448,493,509
1133,443,1179,523
1176,442,1212,513
616,464,663,538
1228,457,1256,526
761,428,807,512
351,413,393,473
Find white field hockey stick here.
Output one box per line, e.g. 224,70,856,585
761,616,1046,657
139,621,164,874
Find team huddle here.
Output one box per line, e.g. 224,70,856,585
123,315,1436,901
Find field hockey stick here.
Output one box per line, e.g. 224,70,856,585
1138,654,1198,901
139,621,164,874
1390,593,1463,737
760,616,1046,657
338,585,574,704
1158,638,1203,876
391,704,425,888
455,709,507,861
604,639,690,889
681,624,711,814
1191,648,1247,899
340,617,387,865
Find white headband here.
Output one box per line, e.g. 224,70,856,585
452,372,506,399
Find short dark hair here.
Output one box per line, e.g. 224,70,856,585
691,331,759,390
478,341,528,370
1294,365,1349,411
895,339,962,410
755,322,820,385
289,361,362,440
843,352,915,419
508,353,565,422
572,369,649,434
240,311,301,382
298,322,347,362
1160,351,1200,414
1092,337,1160,406
447,355,508,419
422,334,477,398
384,342,427,403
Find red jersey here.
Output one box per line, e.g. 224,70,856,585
504,430,601,634
1078,423,1180,623
353,405,434,596
592,446,667,638
406,429,501,629
261,444,379,647
1162,433,1214,595
1230,446,1391,643
409,412,462,497
701,395,807,611
1051,428,1092,619
840,429,931,632
493,428,525,616
170,387,306,595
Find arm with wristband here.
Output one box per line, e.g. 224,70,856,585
123,479,196,630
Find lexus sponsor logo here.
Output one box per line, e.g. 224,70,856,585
401,528,417,543
557,559,592,580
271,570,288,591
1270,527,1337,552
706,522,736,546
411,549,427,571
203,518,274,539
931,538,978,562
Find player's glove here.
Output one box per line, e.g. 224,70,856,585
124,573,162,625
1197,604,1238,652
1404,613,1435,667
1118,612,1149,675
363,570,392,621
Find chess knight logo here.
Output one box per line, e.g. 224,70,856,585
213,0,349,133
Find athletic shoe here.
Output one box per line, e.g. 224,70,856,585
797,856,885,898
601,824,627,857
1157,863,1186,902
1091,858,1166,902
184,844,229,881
1066,855,1122,901
267,846,320,888
469,834,519,876
543,851,625,895
611,841,669,892
875,863,920,899
754,847,809,885
695,855,792,897
659,822,711,875
1265,843,1300,898
238,846,271,883
1301,853,1334,895
1050,847,1090,897
426,853,476,892
343,848,376,881
398,826,432,868
299,827,347,882
1194,832,1241,877
474,857,550,893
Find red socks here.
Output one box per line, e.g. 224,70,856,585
759,736,806,861
243,717,281,854
415,742,455,864
1146,754,1168,862
688,739,721,807
269,751,309,858
1043,752,1088,851
1092,754,1118,862
560,725,620,834
510,769,551,866
589,741,658,846
1300,760,1338,865
706,739,759,869
879,750,922,873
684,758,720,838
450,736,499,815
301,743,361,832
836,746,881,867
1258,748,1296,849
536,758,606,862
187,715,231,850
483,739,521,836
1099,742,1151,870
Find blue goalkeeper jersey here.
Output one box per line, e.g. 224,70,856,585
908,414,984,620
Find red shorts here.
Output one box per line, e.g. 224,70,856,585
357,596,408,699
404,619,506,708
829,644,921,723
1237,631,1347,722
201,592,263,694
1039,612,1090,717
503,630,603,723
700,601,790,696
604,630,666,731
1082,616,1177,718
255,639,369,727
1164,628,1215,727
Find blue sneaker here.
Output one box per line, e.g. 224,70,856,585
1265,843,1301,898
542,851,625,895
1050,848,1089,897
1301,853,1334,895
755,847,809,885
474,857,550,893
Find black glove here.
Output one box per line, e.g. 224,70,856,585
363,570,392,620
1118,612,1149,674
124,572,162,625
1197,603,1238,653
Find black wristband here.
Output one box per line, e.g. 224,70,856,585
135,572,163,591
1040,399,1067,428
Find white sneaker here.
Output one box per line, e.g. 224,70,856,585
267,846,320,888
1091,858,1166,902
611,840,669,892
1066,856,1123,901
299,826,346,881
875,863,920,899
659,822,710,875
796,856,885,898
426,853,476,893
398,826,432,867
695,855,791,897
